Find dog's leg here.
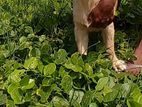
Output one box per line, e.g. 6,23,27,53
74,23,89,55
102,23,126,71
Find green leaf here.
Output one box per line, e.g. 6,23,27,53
121,83,131,98
19,36,27,43
95,72,104,78
89,103,98,107
21,79,35,90
29,48,41,58
69,89,84,104
9,69,25,83
102,85,112,96
72,102,81,107
36,84,56,103
54,49,67,64
25,26,33,33
127,85,142,106
127,100,142,107
24,57,38,70
130,85,141,97
6,100,15,107
24,92,32,102
94,92,103,103
81,91,93,107
20,75,29,86
133,94,142,104
85,63,93,76
108,77,115,88
61,75,73,93
39,35,46,42
64,52,83,73
71,52,84,67
19,41,31,50
0,91,6,105
64,62,82,72
103,89,119,102
7,83,22,104
36,89,48,103
59,66,68,78
34,103,52,107
95,77,109,91
42,78,53,86
44,63,56,76
38,61,44,73
52,96,69,107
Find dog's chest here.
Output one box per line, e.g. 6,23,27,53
87,0,116,28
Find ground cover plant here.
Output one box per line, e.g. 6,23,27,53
0,0,142,107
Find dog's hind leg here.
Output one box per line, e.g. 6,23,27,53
74,23,89,55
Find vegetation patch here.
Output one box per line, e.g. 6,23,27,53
0,0,142,107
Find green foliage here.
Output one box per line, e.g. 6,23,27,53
120,0,142,24
0,0,142,107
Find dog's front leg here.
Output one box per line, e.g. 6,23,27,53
74,23,89,55
102,23,126,71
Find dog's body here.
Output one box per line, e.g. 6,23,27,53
73,0,126,71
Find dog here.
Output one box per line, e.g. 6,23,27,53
73,0,126,71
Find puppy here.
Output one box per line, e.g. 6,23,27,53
73,0,126,71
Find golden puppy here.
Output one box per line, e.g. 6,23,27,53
73,0,126,71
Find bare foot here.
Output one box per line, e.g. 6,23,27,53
126,63,141,75
126,38,142,75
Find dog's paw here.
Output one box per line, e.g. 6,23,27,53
113,60,127,71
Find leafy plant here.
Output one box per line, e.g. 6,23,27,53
0,0,142,107
120,0,142,24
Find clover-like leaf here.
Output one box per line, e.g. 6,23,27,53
103,89,119,102
44,63,56,76
81,91,93,107
21,79,35,90
61,75,73,93
54,49,67,64
85,63,93,76
7,83,22,104
24,57,38,70
95,77,109,91
64,62,82,72
9,69,25,83
52,96,69,107
89,103,98,107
